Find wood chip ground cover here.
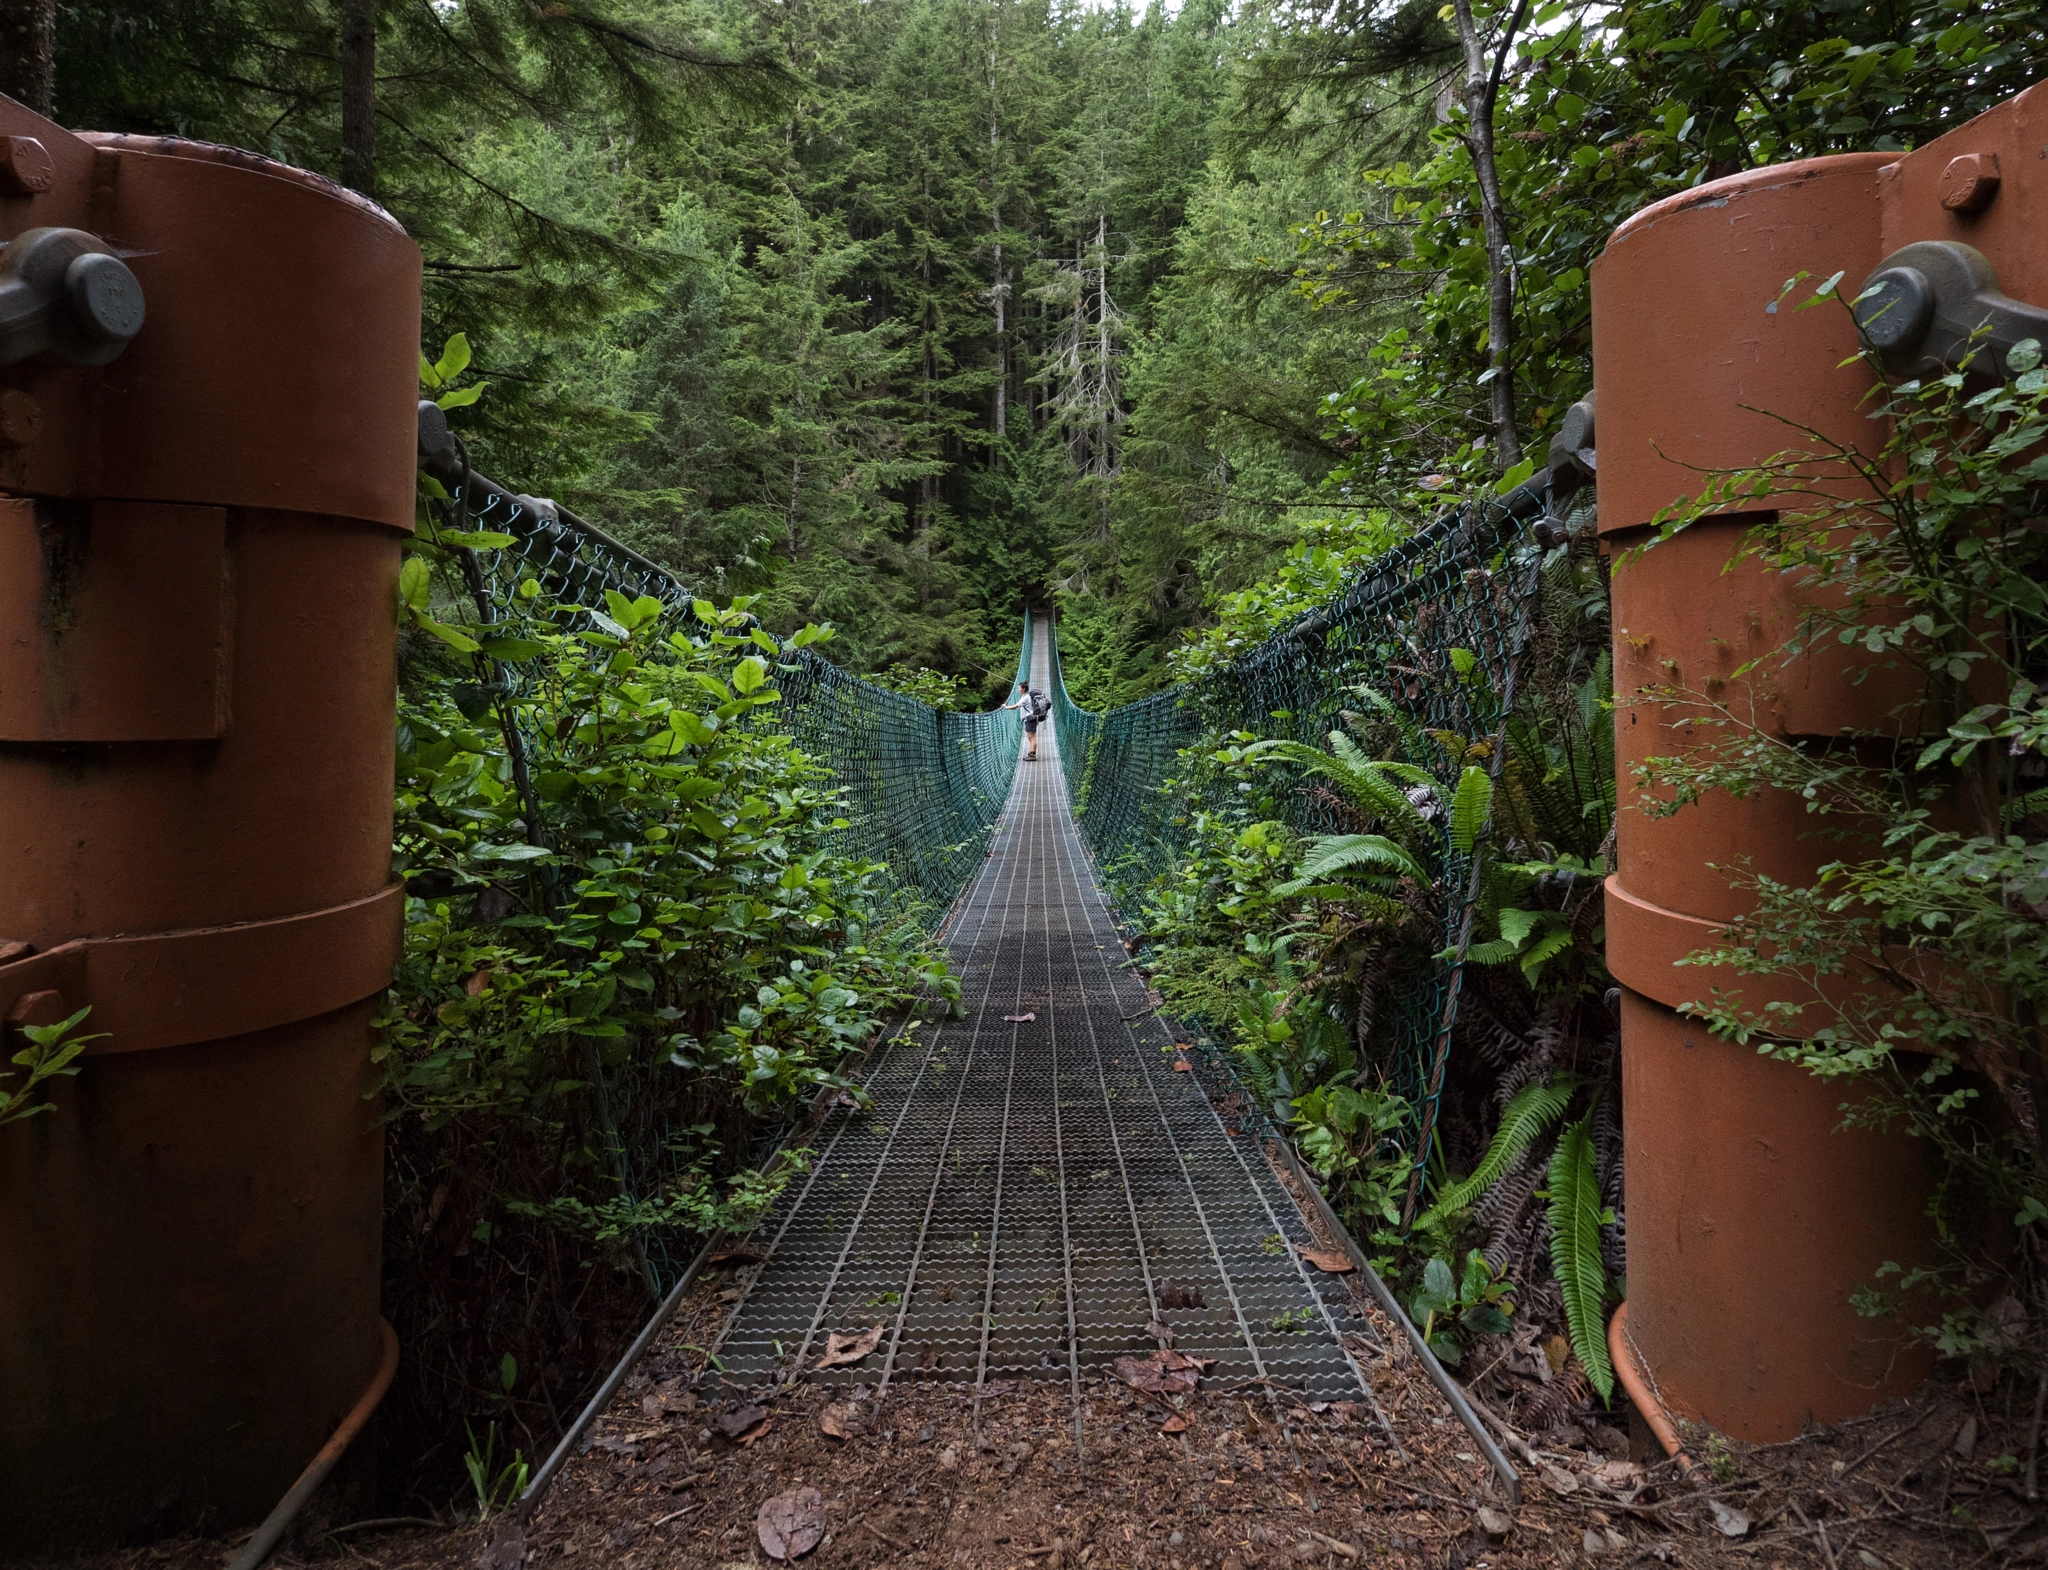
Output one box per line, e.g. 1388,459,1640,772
57,1265,2043,1570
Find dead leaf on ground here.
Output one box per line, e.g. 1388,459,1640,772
736,1417,774,1447
818,1404,854,1440
1476,1507,1512,1539
1158,1280,1206,1310
1539,1463,1578,1496
918,1345,941,1372
1300,1248,1355,1274
1145,1319,1175,1345
757,1486,825,1560
715,1405,767,1440
815,1324,884,1369
1002,1012,1037,1023
1160,1415,1188,1433
473,1523,525,1570
1113,1348,1212,1395
1706,1500,1751,1539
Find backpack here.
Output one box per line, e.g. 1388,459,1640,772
1030,690,1052,721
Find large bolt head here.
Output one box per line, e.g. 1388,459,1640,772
1853,266,1932,354
65,251,146,344
0,136,54,196
1938,152,2000,214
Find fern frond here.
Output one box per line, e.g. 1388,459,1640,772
1418,1074,1579,1226
1549,1114,1616,1402
1295,833,1426,885
1450,766,1494,854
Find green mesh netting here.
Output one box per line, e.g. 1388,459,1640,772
446,474,1024,1288
1047,475,1573,1193
449,475,1023,917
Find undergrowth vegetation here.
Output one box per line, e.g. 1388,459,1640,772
376,477,954,1500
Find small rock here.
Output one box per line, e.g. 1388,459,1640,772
1476,1507,1512,1540
1589,1423,1630,1459
1954,1416,1979,1460
1857,1553,1884,1569
1707,1500,1751,1539
1540,1463,1579,1496
1584,1529,1608,1555
938,1445,958,1470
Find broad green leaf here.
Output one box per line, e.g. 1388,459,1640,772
733,656,768,694
434,332,472,381
399,556,432,609
436,382,487,410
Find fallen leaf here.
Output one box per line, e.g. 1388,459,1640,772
736,1418,774,1448
1113,1348,1208,1395
1002,1012,1036,1024
641,1393,664,1419
918,1345,940,1372
1158,1280,1206,1310
818,1404,854,1440
1172,1059,1192,1072
464,967,494,997
1543,1335,1571,1376
1145,1319,1175,1346
1706,1500,1750,1539
1592,1460,1645,1490
757,1486,825,1560
715,1406,767,1440
1583,1529,1608,1555
1540,1463,1579,1496
1954,1415,1978,1460
814,1324,884,1369
1328,1401,1359,1423
1476,1507,1512,1539
938,1445,959,1469
1160,1415,1188,1433
935,1281,957,1302
1300,1248,1355,1274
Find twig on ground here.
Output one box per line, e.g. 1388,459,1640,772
864,1518,914,1552
652,1504,700,1526
1308,1528,1360,1558
325,1518,446,1536
1459,1386,1543,1470
1790,1501,1840,1570
1838,1415,1924,1478
2027,1363,2047,1501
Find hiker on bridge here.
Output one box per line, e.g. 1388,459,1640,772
1005,679,1049,761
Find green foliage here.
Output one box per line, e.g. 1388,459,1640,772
870,664,976,712
1546,1113,1616,1402
0,1008,105,1131
1294,1080,1412,1228
1418,1074,1580,1228
1407,1249,1517,1367
463,1420,529,1522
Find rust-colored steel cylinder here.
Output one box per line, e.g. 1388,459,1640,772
1592,82,2048,1440
0,99,419,1551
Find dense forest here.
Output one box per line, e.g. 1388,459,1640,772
25,0,2039,705
15,0,2048,1510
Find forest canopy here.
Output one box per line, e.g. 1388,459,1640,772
31,0,2048,701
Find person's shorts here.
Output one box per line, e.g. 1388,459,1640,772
1024,717,1038,733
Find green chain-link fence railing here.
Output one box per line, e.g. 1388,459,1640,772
1047,470,1591,1202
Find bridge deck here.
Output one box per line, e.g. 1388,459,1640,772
710,616,1384,1449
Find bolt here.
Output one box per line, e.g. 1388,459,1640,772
0,136,54,197
0,389,42,447
1938,152,2000,213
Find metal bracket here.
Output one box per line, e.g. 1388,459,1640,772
0,226,145,367
1854,240,2048,379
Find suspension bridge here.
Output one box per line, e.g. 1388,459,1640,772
412,434,1578,1534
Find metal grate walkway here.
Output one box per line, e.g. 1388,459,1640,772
710,616,1384,1451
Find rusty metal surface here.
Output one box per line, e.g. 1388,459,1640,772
0,96,416,1552
1590,88,2048,1440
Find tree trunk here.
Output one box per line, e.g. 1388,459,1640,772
989,35,1007,445
1451,0,1527,473
0,0,55,117
339,0,377,196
